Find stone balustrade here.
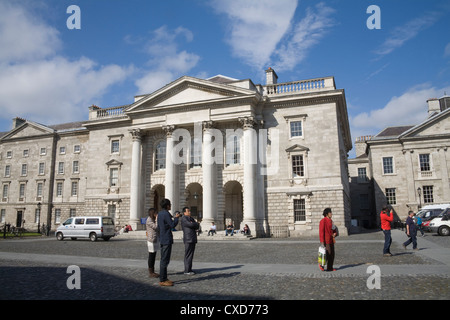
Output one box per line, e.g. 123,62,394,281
263,76,335,96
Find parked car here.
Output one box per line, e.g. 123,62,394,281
429,211,450,236
56,216,115,241
416,204,450,231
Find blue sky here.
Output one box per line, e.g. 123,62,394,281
1,0,449,157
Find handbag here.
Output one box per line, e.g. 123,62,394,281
318,245,327,266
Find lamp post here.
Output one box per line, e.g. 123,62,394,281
37,202,41,233
417,187,422,210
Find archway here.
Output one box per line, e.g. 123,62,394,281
152,184,165,212
185,183,202,220
224,181,243,230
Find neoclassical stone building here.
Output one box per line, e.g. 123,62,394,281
0,69,352,237
349,96,450,228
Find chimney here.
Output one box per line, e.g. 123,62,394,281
265,67,278,85
427,98,440,116
12,117,26,129
354,136,372,157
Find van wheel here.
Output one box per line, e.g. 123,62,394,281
56,232,64,241
438,226,450,236
89,232,98,242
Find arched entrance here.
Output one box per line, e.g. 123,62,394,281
185,183,202,220
224,181,243,230
151,184,165,212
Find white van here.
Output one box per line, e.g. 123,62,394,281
56,216,115,241
429,210,450,236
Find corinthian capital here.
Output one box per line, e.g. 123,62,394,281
162,125,176,137
239,116,255,129
129,128,142,141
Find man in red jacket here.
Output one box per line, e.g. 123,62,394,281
319,208,336,271
380,206,394,256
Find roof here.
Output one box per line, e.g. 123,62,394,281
374,126,414,138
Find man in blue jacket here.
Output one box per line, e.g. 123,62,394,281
157,198,181,286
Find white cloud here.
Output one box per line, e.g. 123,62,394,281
210,0,298,70
273,2,335,72
210,1,334,72
0,2,132,126
375,11,441,57
134,26,200,94
350,84,450,134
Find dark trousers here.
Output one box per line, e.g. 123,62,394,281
325,243,335,270
160,244,172,282
148,251,156,269
403,231,417,249
383,230,392,254
184,242,196,273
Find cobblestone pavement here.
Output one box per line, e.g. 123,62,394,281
0,229,448,304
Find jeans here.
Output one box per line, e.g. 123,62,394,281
382,230,392,254
403,231,417,249
160,244,172,282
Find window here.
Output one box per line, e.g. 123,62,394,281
72,161,79,174
423,186,434,203
419,154,430,172
4,165,10,177
155,141,166,170
110,168,118,187
59,146,66,154
292,155,305,177
108,204,116,219
55,209,61,224
111,140,120,154
40,147,46,155
71,181,78,196
19,184,25,200
58,162,64,174
56,182,63,197
226,135,240,166
38,163,45,175
382,157,394,174
70,209,76,217
35,208,40,224
6,151,12,158
190,137,203,168
359,194,369,209
37,183,43,198
290,121,303,138
23,149,29,157
2,184,8,199
357,167,368,182
74,145,81,153
21,164,27,176
75,218,84,224
1,209,6,223
385,188,396,205
294,199,306,222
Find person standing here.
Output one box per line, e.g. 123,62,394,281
145,208,159,278
319,208,336,271
380,206,394,257
157,198,181,286
416,215,425,237
403,211,418,250
180,207,199,275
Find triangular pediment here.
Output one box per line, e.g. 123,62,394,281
285,144,310,153
400,108,450,139
0,121,54,141
125,76,259,114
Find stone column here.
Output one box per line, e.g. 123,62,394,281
129,128,142,230
163,125,179,213
240,116,259,235
201,121,217,231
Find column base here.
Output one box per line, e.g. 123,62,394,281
243,219,266,238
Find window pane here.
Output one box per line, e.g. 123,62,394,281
290,121,303,137
383,157,393,174
155,141,166,170
294,199,305,221
292,155,304,177
385,188,396,205
419,154,430,172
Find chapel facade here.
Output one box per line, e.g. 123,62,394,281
0,69,352,237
